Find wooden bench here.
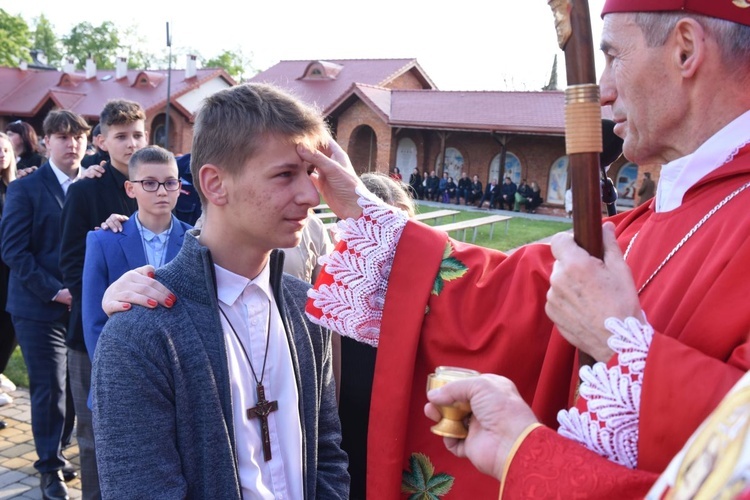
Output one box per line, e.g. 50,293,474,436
413,209,460,224
434,215,511,243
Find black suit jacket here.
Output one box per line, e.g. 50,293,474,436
60,163,137,351
1,163,69,321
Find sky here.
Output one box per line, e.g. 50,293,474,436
5,0,607,91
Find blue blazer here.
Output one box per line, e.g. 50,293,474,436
82,214,191,361
0,163,69,320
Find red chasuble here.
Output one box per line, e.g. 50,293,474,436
308,145,750,498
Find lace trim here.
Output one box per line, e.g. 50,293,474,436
556,317,654,469
306,186,409,346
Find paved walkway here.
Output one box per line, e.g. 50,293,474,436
0,388,81,499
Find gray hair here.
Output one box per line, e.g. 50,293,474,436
634,12,750,74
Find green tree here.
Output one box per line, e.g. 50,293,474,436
0,9,31,66
62,21,121,69
203,48,255,82
32,14,62,66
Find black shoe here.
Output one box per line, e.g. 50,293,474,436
0,420,6,429
40,471,69,500
61,462,78,482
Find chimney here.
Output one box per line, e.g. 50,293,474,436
85,57,96,79
185,54,197,79
63,57,75,74
116,56,128,80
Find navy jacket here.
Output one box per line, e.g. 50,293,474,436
1,164,69,320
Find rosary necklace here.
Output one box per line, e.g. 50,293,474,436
219,298,278,461
624,179,750,295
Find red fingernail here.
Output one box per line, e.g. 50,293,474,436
168,294,176,303
165,298,174,307
148,272,155,279
147,298,157,307
122,303,131,310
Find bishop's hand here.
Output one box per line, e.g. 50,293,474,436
545,221,645,362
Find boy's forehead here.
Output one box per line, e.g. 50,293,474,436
134,160,178,174
104,120,146,134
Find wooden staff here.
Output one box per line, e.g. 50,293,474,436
548,0,603,368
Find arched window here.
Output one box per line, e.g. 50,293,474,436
489,152,522,185
395,138,418,174
435,147,464,181
546,156,569,205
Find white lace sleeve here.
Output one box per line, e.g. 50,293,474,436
306,185,410,346
556,316,654,469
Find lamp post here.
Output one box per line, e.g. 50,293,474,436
164,22,172,150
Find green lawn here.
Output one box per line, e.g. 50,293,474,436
4,208,570,388
414,204,571,252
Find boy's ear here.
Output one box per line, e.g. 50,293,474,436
124,180,137,199
199,164,228,206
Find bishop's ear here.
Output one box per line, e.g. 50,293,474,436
672,18,706,77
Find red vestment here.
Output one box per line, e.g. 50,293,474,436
308,146,750,498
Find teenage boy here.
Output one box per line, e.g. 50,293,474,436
1,110,90,500
59,98,147,500
92,83,349,498
82,146,190,363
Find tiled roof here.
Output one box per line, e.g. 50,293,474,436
249,58,434,114
0,66,235,120
389,90,567,134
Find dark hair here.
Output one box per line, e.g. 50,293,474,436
5,121,40,155
190,82,329,206
99,99,146,134
43,110,91,137
128,145,176,179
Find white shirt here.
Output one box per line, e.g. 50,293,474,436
48,159,80,195
655,109,750,213
133,212,172,268
215,262,304,500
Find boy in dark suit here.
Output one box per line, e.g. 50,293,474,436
59,98,148,499
1,110,90,500
82,146,191,363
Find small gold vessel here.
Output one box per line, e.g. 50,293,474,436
426,366,480,439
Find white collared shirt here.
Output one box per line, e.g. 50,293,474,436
215,262,303,500
133,212,173,268
655,109,750,213
48,159,80,195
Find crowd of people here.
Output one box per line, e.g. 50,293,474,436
0,1,749,499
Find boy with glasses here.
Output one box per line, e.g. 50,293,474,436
82,146,190,364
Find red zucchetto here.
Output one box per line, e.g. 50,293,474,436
602,0,750,26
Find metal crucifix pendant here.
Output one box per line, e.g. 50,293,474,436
246,383,279,461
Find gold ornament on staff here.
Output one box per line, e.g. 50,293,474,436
426,366,481,439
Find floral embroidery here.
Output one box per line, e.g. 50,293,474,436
556,316,653,469
401,453,455,500
307,185,409,347
432,242,468,296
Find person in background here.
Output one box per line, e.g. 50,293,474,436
82,146,190,366
468,174,483,206
637,171,656,206
5,121,45,171
0,132,18,427
407,168,422,199
456,172,472,205
59,98,149,500
1,110,90,500
81,124,110,169
389,166,402,181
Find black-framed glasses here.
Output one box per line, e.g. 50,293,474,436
131,179,181,192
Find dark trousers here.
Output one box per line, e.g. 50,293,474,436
13,316,69,473
0,309,16,372
68,348,101,500
500,194,514,210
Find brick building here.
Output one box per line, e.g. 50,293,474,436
251,58,648,211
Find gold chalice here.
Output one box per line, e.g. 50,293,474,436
426,366,480,439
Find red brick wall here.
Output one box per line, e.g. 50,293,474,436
386,70,425,90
